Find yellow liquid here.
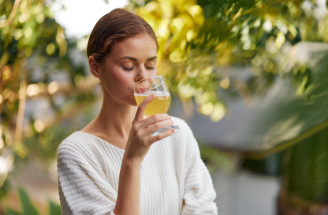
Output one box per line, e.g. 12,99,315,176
135,92,171,116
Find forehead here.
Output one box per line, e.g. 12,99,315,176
109,34,158,59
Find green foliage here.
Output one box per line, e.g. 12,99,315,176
0,0,97,192
282,127,328,203
5,187,61,215
199,143,237,173
18,187,40,215
0,178,10,199
129,0,328,154
23,123,74,164
1,0,62,154
48,200,61,215
129,0,328,122
241,152,282,176
0,0,327,211
5,187,39,215
195,46,328,157
130,1,328,208
5,210,20,215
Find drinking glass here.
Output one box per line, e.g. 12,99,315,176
134,76,179,136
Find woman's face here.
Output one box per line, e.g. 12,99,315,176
95,33,158,106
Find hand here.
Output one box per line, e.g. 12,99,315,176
124,94,175,163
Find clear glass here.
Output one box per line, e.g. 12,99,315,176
134,76,179,136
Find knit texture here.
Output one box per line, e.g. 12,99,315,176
57,117,218,215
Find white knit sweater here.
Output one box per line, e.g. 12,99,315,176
57,117,218,215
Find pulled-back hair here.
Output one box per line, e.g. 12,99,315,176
87,8,158,62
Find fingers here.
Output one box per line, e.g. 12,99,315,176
140,118,175,144
135,94,155,120
140,114,171,128
143,118,174,136
132,93,175,146
131,116,174,145
148,127,175,143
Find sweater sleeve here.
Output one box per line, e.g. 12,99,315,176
57,139,117,215
179,121,218,215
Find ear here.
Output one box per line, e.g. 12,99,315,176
88,56,102,78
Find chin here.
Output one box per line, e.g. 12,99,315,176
128,94,137,106
126,102,136,106
127,98,138,106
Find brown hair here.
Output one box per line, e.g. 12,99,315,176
87,8,158,62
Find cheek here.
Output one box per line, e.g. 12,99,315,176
105,66,127,82
109,71,134,92
150,69,157,77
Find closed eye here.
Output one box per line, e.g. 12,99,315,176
122,65,135,71
145,61,156,70
146,66,156,70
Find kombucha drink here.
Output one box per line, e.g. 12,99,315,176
134,91,171,116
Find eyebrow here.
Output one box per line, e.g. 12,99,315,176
120,56,157,61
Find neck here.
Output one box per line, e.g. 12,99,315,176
99,95,137,137
83,94,137,148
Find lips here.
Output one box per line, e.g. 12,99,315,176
137,87,148,94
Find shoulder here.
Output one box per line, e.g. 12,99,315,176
56,132,109,176
169,116,200,149
58,131,91,152
57,131,102,160
170,116,189,129
168,116,197,149
170,116,194,136
57,131,124,166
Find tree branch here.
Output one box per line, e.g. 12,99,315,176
0,0,22,28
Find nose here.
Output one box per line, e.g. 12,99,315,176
135,65,148,81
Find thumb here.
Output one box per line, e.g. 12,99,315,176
135,94,155,120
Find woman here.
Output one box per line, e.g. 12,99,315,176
57,8,218,215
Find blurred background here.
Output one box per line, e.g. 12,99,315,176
1,0,328,214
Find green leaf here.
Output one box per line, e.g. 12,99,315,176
283,127,328,203
18,187,40,215
4,209,20,215
188,42,328,157
49,200,61,215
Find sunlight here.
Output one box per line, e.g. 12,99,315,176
52,0,128,38
47,81,60,95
